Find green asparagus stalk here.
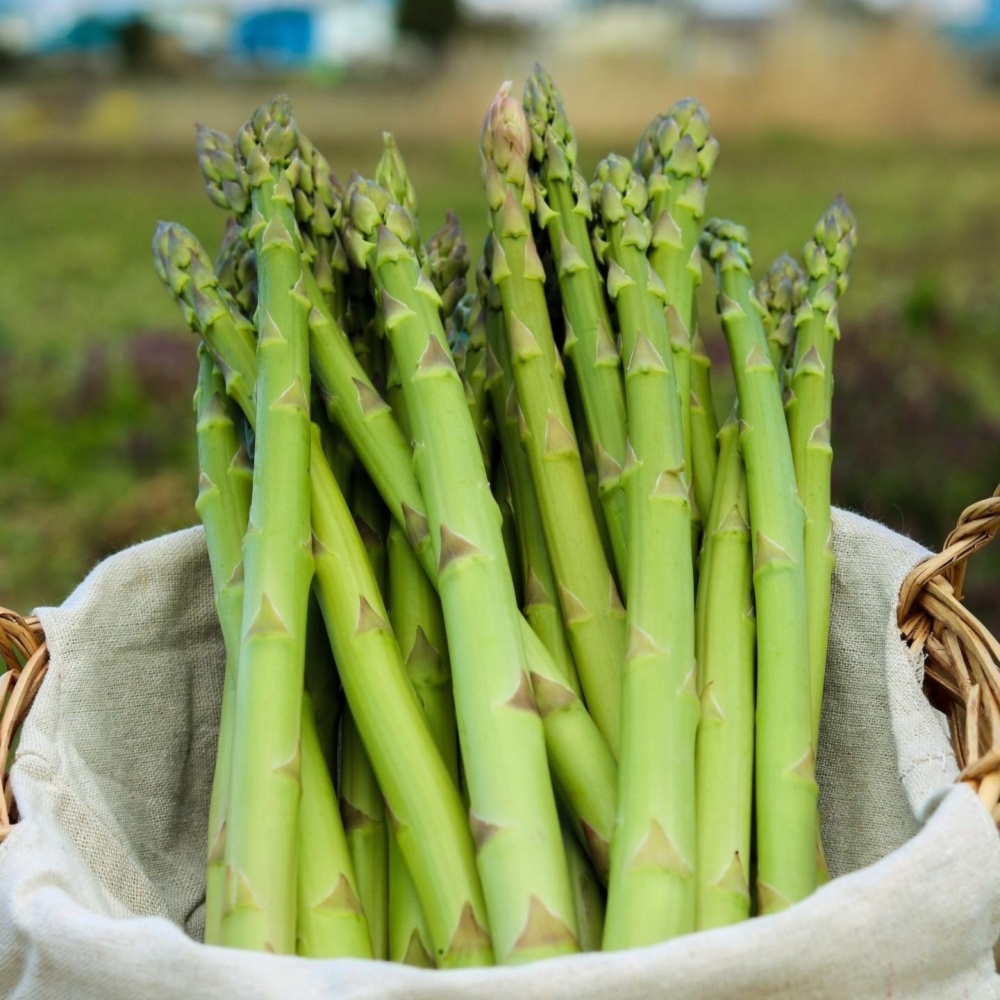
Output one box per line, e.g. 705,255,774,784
387,829,435,967
636,100,719,541
426,211,469,321
694,412,755,930
344,176,579,963
297,693,374,959
523,66,629,586
701,218,817,913
561,813,606,952
156,218,492,965
786,198,857,745
482,249,581,701
688,320,719,531
482,84,626,757
592,155,697,948
192,346,252,947
340,706,389,959
222,97,314,954
481,251,618,883
757,253,807,385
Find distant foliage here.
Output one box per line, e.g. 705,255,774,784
397,0,461,48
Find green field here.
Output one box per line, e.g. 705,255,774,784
2,126,998,626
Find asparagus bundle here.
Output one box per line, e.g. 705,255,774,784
156,79,857,968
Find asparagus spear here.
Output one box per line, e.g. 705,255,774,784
482,83,626,757
694,411,755,929
757,253,807,384
786,198,858,745
343,175,579,963
561,813,606,952
191,347,253,946
636,100,719,540
221,97,315,954
523,65,629,586
298,693,374,959
689,320,719,531
701,218,818,913
592,155,698,948
156,220,493,969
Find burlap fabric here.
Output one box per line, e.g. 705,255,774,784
1,509,997,998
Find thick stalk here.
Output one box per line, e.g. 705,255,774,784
694,414,755,930
297,693,373,959
222,99,314,954
344,178,579,963
193,348,252,947
593,156,697,948
702,218,817,913
482,85,625,756
786,198,857,746
523,66,629,585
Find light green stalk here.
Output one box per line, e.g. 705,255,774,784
592,155,697,948
192,347,252,947
221,98,314,954
340,707,389,959
786,198,857,745
481,84,626,756
482,252,617,884
635,101,719,543
523,66,628,586
561,813,605,952
298,693,373,959
757,253,807,386
343,176,579,963
481,248,581,702
340,470,391,959
689,316,719,531
702,218,817,913
310,429,494,968
694,412,755,930
387,830,435,967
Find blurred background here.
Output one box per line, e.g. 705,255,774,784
0,0,998,631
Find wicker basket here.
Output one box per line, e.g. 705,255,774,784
2,491,999,845
0,609,48,842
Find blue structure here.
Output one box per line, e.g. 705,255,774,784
234,7,313,65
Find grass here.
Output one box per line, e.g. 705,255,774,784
1,125,998,630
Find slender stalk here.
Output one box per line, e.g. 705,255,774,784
694,413,755,930
387,829,435,967
593,155,697,948
344,176,579,963
192,347,252,946
786,198,858,745
482,84,626,757
561,813,605,952
523,66,629,586
689,314,719,533
297,693,373,959
222,98,314,954
340,706,389,960
702,218,817,913
635,101,719,545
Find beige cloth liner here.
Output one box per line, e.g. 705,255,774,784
0,509,998,998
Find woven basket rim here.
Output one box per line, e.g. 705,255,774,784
899,485,1000,823
0,607,48,842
